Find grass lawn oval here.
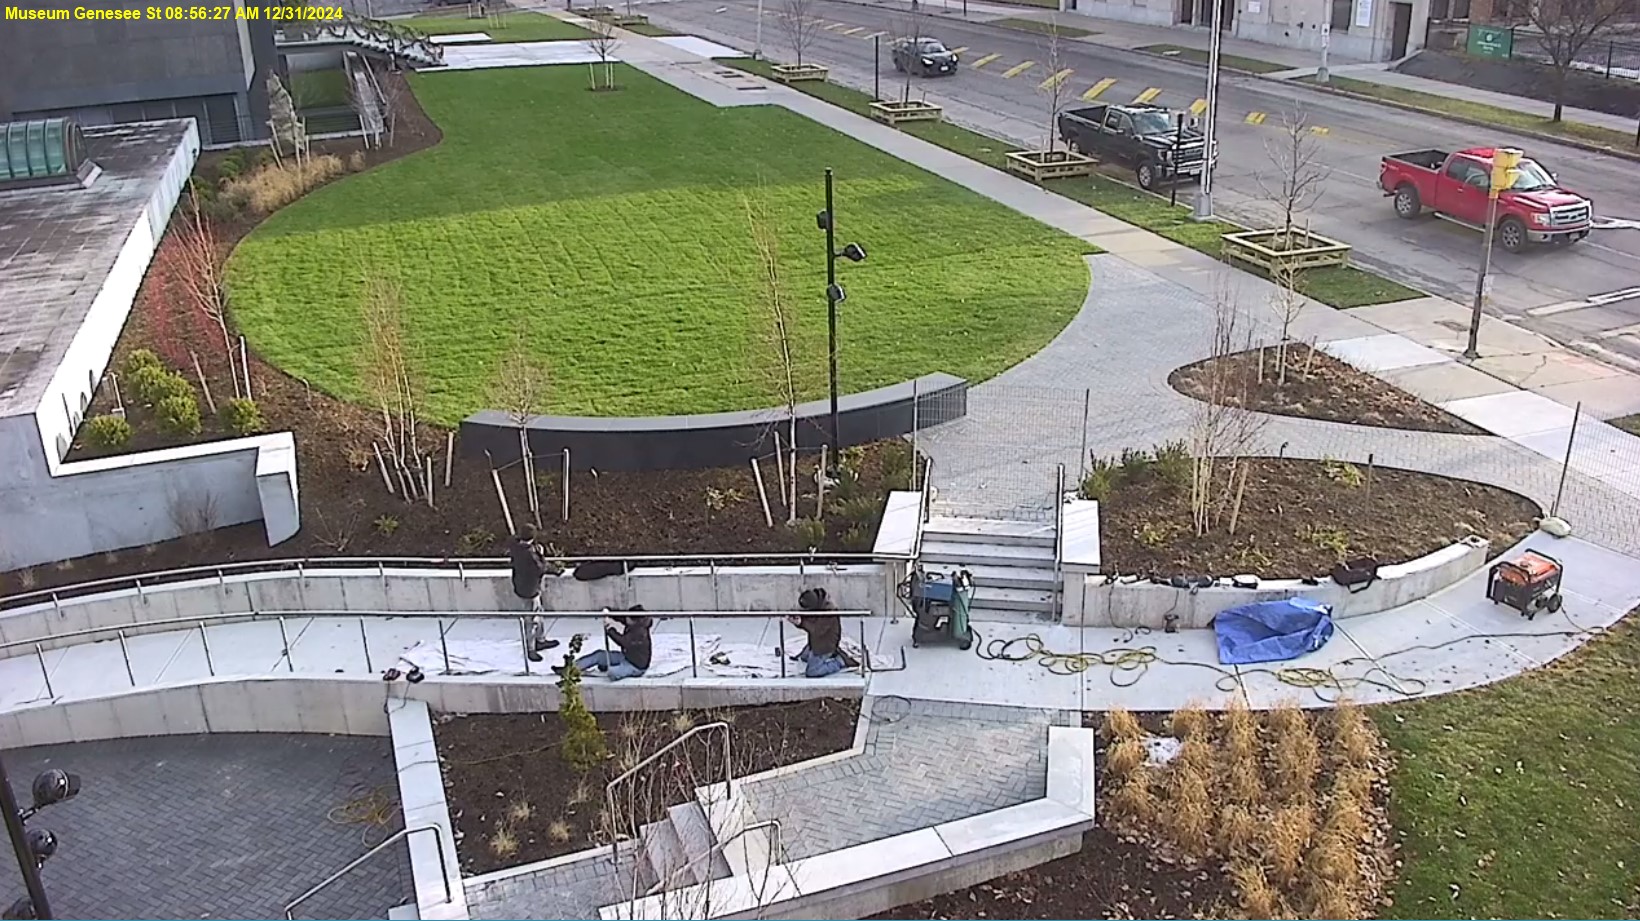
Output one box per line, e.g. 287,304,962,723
226,65,1095,424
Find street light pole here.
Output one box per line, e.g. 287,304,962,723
1465,147,1522,361
0,753,50,921
823,168,842,465
1318,21,1331,84
754,0,764,59
874,34,881,100
1192,4,1223,221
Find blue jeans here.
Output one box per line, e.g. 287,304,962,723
797,648,845,678
576,650,645,681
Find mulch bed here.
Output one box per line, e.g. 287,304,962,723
0,72,903,596
1099,457,1538,579
1169,343,1486,435
435,698,861,875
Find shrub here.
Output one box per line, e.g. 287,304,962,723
788,517,826,550
457,527,496,555
831,494,881,527
879,440,915,490
122,348,163,377
223,153,346,214
221,398,265,435
556,635,608,772
1104,738,1144,781
348,150,366,172
84,414,133,449
841,524,872,552
373,515,400,536
127,364,191,406
1118,446,1154,479
1165,703,1209,740
1078,456,1121,502
155,393,202,436
1152,439,1192,490
1100,707,1142,743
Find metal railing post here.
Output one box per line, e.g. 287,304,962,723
439,618,451,675
200,621,216,676
1551,400,1582,519
360,618,373,674
278,616,294,672
689,617,699,678
117,630,136,687
778,618,788,678
1078,388,1091,481
35,644,53,700
710,560,720,609
859,621,870,676
520,618,532,676
284,824,452,919
1054,464,1066,621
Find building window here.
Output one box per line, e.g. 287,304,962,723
1330,0,1352,29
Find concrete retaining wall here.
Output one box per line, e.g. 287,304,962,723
459,373,967,472
0,563,894,655
1067,535,1491,628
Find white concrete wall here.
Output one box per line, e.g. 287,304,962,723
1233,0,1430,61
0,118,301,571
0,564,894,653
389,700,469,921
1069,535,1489,627
1064,0,1180,26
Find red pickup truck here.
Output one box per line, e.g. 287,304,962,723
1379,147,1592,252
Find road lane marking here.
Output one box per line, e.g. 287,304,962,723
841,26,863,34
1245,111,1267,124
1309,126,1331,135
951,46,968,54
972,52,1001,67
862,30,886,39
1131,87,1162,103
824,21,847,29
1592,217,1640,230
1081,77,1116,100
1528,286,1640,317
1039,68,1073,89
1002,60,1035,78
1189,97,1207,116
1594,322,1640,339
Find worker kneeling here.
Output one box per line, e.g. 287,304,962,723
788,588,858,678
556,607,652,681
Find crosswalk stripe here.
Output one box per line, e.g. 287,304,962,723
971,52,1001,68
841,26,863,34
1039,68,1073,89
1132,87,1162,104
1081,77,1116,101
1189,97,1207,116
1001,60,1035,78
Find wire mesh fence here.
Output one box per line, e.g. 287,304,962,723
915,384,1093,521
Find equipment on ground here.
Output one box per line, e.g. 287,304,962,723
1486,548,1564,619
899,567,974,650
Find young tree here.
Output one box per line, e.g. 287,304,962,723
778,0,821,68
586,17,620,90
266,73,308,166
1188,278,1267,537
1254,107,1329,382
1528,0,1625,122
488,334,551,526
891,4,928,105
359,274,427,500
1039,17,1069,154
744,191,805,523
171,185,242,398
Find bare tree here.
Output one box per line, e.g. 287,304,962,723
587,17,620,90
777,0,822,68
744,191,805,524
1039,17,1069,154
488,334,551,527
1528,0,1625,122
890,4,929,105
1254,108,1329,382
359,274,428,501
172,186,243,398
1188,278,1268,537
266,73,308,166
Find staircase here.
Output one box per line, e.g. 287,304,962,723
630,801,735,897
920,516,1059,621
277,14,445,68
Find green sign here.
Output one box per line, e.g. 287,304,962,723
1467,24,1514,59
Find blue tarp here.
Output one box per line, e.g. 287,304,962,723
1214,598,1335,665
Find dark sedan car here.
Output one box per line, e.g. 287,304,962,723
891,37,959,76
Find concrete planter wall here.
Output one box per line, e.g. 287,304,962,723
1066,535,1492,628
0,563,896,656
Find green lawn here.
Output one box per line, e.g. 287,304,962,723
1376,614,1640,918
289,69,352,109
620,21,681,36
226,65,1094,421
405,10,596,41
727,59,1420,310
1136,43,1289,74
1611,414,1640,436
993,17,1098,38
981,0,1062,8
1313,76,1640,152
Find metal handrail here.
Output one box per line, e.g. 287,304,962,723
284,824,451,920
0,550,899,613
910,455,935,561
0,608,877,656
1053,463,1066,621
607,722,733,866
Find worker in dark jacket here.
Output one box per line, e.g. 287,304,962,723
560,606,652,680
509,531,560,661
789,588,855,677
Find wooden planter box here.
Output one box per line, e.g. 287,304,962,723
770,63,829,83
1222,229,1352,273
1003,149,1097,183
573,4,614,14
869,100,944,125
608,12,647,23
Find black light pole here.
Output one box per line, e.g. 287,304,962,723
874,35,881,101
0,754,50,920
816,168,867,470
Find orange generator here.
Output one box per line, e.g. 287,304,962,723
1485,548,1564,619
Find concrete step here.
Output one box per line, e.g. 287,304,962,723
667,801,729,885
941,563,1058,592
971,585,1056,615
921,539,1055,569
641,816,690,892
387,903,420,920
924,516,1057,548
967,605,1060,624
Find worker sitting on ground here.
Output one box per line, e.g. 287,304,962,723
557,606,652,681
788,588,858,678
509,529,560,662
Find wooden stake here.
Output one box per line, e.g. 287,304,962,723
561,448,571,522
444,432,455,488
1303,339,1318,377
816,444,828,519
772,432,787,509
190,351,217,415
1365,452,1375,497
751,457,774,528
110,372,125,415
1256,347,1265,386
426,460,435,509
239,336,252,400
490,464,515,536
372,441,395,494
1227,461,1250,536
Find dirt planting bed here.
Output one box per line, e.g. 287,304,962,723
1087,453,1537,579
1169,343,1484,435
879,704,1395,920
435,698,861,875
0,71,911,596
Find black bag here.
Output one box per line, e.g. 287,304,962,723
1331,556,1381,594
574,560,628,581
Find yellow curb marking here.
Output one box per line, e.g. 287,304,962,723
1001,59,1035,78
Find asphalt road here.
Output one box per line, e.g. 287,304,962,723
636,0,1640,371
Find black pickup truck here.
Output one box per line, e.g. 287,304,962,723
1057,103,1209,191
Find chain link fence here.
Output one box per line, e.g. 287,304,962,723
914,384,1092,522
